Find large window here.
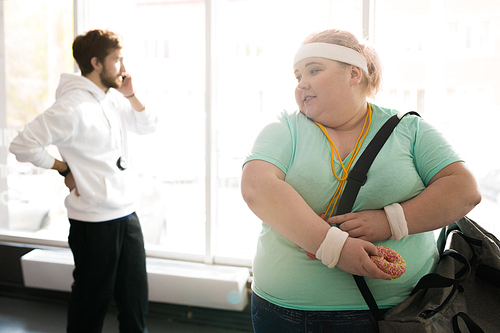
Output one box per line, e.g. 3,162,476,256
1,0,499,266
372,0,500,237
82,0,363,264
1,0,74,241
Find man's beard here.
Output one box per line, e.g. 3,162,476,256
100,65,121,89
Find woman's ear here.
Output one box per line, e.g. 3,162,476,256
349,66,363,86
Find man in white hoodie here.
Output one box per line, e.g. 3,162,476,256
9,29,157,333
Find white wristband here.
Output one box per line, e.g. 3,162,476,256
384,203,408,241
315,227,349,268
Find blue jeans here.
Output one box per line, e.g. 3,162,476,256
251,293,386,333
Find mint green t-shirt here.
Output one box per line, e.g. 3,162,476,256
244,104,462,311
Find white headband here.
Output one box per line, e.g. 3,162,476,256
293,42,368,74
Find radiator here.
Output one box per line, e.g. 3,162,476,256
21,249,250,311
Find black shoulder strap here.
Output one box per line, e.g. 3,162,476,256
336,111,419,216
335,111,420,321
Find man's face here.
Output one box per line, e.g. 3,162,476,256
99,48,125,89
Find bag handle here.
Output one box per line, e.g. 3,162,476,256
452,312,485,333
410,249,471,295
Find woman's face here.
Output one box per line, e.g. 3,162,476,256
294,57,352,123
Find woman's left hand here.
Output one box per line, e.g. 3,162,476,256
328,210,391,242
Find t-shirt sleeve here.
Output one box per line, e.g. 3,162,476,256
243,116,294,174
411,117,463,185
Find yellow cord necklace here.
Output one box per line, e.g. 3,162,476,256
314,102,372,219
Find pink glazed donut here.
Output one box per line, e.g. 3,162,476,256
371,246,407,279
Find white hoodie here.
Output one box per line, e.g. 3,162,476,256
9,74,158,222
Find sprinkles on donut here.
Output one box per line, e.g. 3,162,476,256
371,246,407,279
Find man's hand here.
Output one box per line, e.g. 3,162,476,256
117,73,134,97
51,160,79,196
64,172,79,196
52,159,69,175
117,73,145,111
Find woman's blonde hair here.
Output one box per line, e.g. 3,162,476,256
302,29,382,98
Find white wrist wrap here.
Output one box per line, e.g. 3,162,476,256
315,227,349,268
384,203,409,241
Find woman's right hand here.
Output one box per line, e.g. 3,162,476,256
336,237,392,280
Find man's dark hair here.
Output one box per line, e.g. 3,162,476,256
72,29,122,76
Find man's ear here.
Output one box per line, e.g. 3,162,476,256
90,57,102,73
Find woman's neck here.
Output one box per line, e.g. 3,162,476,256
320,102,371,161
321,101,369,132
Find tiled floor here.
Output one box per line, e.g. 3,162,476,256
0,295,252,333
